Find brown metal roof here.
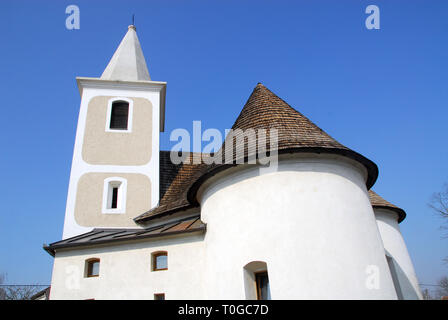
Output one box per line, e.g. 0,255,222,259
44,215,205,256
135,83,379,222
368,190,406,223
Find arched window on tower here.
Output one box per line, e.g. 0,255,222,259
109,100,129,130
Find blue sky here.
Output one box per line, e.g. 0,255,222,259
0,0,447,292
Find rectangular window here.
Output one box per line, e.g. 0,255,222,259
255,272,271,300
102,178,127,214
86,259,100,278
111,187,118,209
110,101,129,130
152,252,168,271
154,293,165,300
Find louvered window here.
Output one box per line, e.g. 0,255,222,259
109,101,129,129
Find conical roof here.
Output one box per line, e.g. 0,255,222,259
101,25,151,81
369,190,406,222
135,83,380,222
227,83,348,151
213,83,378,186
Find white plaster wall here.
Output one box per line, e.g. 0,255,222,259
198,154,398,299
51,153,411,300
374,209,423,300
49,234,205,300
62,81,163,239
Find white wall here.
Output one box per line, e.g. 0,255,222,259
51,154,417,299
62,80,163,239
374,209,423,300
198,154,398,299
49,234,205,300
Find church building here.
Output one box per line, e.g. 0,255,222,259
44,26,422,300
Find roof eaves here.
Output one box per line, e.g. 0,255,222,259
134,203,199,223
373,205,406,223
43,219,206,257
186,147,378,205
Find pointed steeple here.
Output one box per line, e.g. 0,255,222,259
101,25,151,81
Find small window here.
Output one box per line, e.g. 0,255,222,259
107,182,122,210
255,271,270,300
109,101,129,130
85,258,100,278
111,186,119,209
154,293,165,300
102,177,127,214
152,251,168,271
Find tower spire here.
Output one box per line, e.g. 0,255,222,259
101,25,151,81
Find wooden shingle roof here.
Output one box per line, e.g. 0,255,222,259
228,83,349,153
136,83,381,222
368,190,406,222
135,152,212,221
43,83,404,256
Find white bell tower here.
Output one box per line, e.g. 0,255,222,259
62,25,166,239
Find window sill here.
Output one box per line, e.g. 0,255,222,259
102,209,126,215
105,128,132,133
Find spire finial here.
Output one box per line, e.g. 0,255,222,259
128,14,136,31
101,20,150,81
